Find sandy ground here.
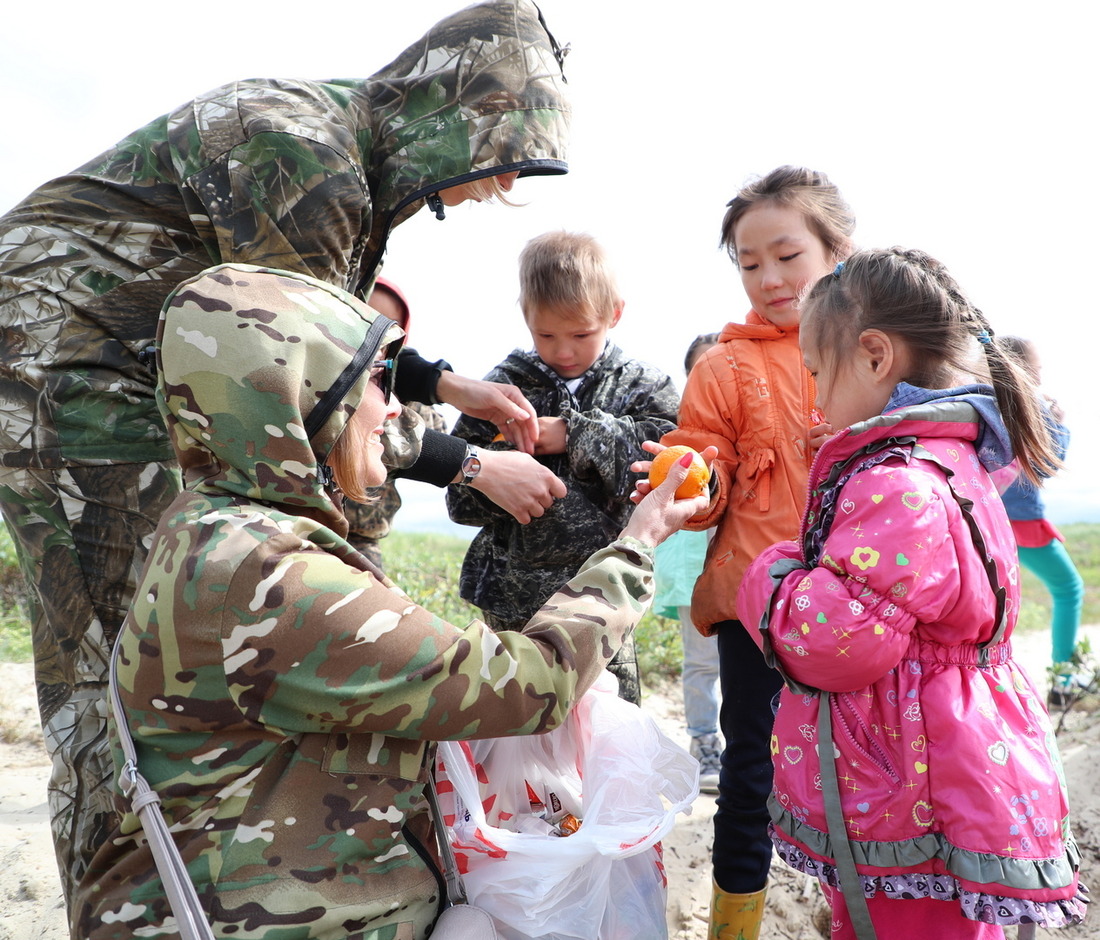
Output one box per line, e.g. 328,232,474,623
1,628,1097,940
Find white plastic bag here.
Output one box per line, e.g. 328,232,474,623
435,671,699,940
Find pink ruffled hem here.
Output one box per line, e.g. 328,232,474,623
774,839,1089,928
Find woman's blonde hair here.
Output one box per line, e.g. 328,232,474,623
519,230,621,322
720,166,855,266
327,404,375,504
465,173,521,207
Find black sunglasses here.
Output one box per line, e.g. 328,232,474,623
370,357,397,398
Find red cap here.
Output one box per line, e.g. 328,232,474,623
370,277,412,333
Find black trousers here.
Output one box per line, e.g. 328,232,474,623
712,619,783,894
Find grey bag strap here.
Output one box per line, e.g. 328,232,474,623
819,688,1037,940
109,640,216,940
424,765,469,906
818,692,878,940
424,763,500,938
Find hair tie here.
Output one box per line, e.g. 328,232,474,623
975,328,992,346
832,261,845,279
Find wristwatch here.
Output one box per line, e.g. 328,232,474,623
458,445,482,485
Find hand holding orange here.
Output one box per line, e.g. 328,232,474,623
648,445,711,499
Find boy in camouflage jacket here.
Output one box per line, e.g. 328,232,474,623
447,232,680,704
74,263,702,940
0,0,569,909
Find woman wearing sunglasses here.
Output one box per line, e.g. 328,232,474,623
74,264,707,940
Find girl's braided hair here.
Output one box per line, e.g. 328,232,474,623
802,247,1059,483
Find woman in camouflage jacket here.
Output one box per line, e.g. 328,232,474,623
74,263,702,939
0,0,570,910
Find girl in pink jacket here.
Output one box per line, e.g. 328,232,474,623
737,248,1086,938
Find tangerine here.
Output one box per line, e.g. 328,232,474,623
648,445,710,499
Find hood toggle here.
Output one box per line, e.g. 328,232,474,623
426,193,446,220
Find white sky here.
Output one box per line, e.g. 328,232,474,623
3,0,1097,531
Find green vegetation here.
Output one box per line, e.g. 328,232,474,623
382,531,692,683
0,524,31,662
1020,523,1100,630
382,531,482,627
1,524,1097,686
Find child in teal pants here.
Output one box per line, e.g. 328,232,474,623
1000,336,1085,701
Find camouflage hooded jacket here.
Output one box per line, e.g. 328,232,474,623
447,345,678,622
0,0,569,469
74,264,657,939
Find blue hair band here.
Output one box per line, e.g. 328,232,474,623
832,261,845,279
976,328,992,345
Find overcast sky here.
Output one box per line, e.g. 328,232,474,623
3,0,1097,531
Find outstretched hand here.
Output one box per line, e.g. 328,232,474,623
628,440,719,504
621,446,715,548
435,372,540,453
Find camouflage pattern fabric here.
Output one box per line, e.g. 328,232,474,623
447,344,679,706
74,263,655,940
0,0,568,470
345,403,447,569
0,461,179,886
483,609,641,705
0,0,568,911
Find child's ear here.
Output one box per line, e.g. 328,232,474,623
858,329,896,379
609,302,624,328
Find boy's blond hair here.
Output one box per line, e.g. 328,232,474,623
519,231,622,323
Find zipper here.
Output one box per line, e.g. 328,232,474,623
798,428,847,549
831,692,902,786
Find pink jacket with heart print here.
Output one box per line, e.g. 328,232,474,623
737,392,1085,927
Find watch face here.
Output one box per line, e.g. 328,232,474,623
462,454,481,480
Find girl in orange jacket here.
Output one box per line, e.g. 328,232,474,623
659,166,855,939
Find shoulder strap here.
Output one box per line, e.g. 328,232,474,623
909,443,1009,659
818,693,878,939
109,640,217,940
425,767,469,906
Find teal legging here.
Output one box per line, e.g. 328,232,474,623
1018,538,1084,665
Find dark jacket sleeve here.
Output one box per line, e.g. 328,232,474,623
393,429,466,487
565,369,680,507
394,347,453,405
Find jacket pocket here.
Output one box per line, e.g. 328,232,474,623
734,446,775,511
831,692,902,788
322,731,426,783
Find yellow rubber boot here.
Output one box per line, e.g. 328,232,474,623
708,881,766,940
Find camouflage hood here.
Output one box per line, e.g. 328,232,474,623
353,0,570,279
156,264,404,526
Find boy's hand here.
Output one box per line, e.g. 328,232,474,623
466,449,567,524
532,417,567,456
435,372,540,453
620,450,712,547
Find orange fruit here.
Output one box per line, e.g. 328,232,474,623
648,445,710,499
